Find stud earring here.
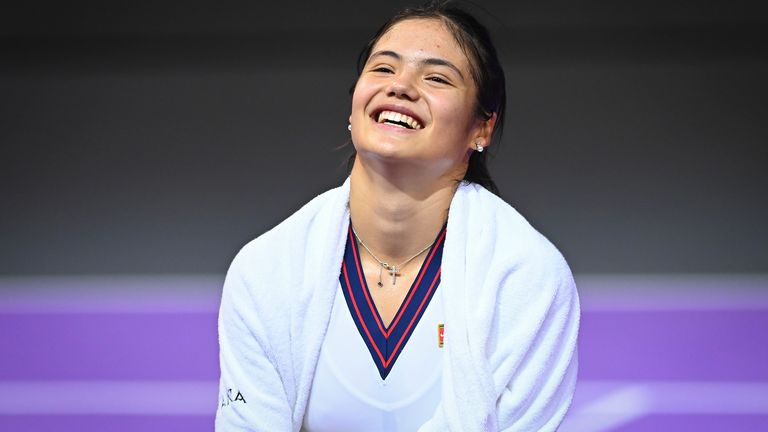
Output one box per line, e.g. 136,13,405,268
348,124,352,131
475,141,484,152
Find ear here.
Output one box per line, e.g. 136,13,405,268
471,112,497,151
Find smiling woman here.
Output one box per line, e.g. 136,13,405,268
215,1,579,431
349,3,505,196
350,18,493,187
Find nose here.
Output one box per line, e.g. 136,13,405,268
386,75,419,101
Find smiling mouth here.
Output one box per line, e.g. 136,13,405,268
376,110,423,130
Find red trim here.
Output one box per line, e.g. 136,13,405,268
349,229,388,336
344,225,446,373
384,229,446,336
385,267,442,366
342,251,386,364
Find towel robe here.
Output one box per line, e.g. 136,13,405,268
216,179,580,431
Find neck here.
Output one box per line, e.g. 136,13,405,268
348,158,459,264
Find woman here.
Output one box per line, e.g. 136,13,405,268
216,2,579,431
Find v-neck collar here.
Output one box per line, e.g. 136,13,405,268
339,224,446,379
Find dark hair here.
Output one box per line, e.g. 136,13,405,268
348,0,506,195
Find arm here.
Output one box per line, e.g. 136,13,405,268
215,256,293,431
495,264,580,431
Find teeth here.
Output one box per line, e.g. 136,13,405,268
376,110,422,129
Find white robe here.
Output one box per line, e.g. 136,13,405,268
216,179,580,431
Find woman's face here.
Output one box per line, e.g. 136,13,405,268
349,18,491,176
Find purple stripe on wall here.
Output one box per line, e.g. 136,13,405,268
617,414,768,432
576,274,768,311
0,313,218,380
0,276,222,314
0,381,217,415
0,415,212,432
2,292,766,382
579,310,768,380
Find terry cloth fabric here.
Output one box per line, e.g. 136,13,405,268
216,178,580,431
339,222,446,379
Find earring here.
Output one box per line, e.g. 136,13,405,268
475,141,484,152
348,124,352,131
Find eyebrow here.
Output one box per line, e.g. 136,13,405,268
369,50,465,80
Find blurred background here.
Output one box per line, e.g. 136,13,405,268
1,0,766,430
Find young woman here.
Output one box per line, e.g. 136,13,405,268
216,2,579,431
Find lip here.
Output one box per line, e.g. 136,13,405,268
369,104,426,130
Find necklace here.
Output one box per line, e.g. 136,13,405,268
351,226,434,287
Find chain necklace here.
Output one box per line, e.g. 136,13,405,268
351,226,433,287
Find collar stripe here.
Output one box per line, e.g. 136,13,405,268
341,260,387,364
385,268,442,367
340,224,445,379
348,231,388,336
383,229,446,336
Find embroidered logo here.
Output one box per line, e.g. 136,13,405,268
219,387,247,409
438,323,445,348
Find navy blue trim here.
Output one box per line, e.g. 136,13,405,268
339,224,445,379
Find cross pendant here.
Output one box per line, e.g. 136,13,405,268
388,266,400,285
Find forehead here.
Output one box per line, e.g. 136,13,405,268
371,18,470,70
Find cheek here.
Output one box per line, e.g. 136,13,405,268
350,90,363,118
350,80,375,118
432,95,476,133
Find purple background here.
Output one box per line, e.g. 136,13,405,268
1,275,766,431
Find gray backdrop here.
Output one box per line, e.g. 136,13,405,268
2,0,766,275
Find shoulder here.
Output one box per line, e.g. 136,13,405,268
236,184,345,264
225,182,349,297
457,182,569,267
453,182,576,302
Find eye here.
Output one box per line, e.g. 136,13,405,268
371,66,394,74
426,75,451,85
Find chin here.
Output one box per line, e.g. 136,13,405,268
355,136,412,160
359,146,411,164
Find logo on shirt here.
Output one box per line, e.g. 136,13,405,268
219,387,247,409
438,323,445,348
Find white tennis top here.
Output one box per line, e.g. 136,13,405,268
302,284,444,432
